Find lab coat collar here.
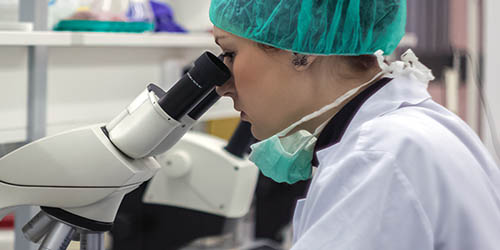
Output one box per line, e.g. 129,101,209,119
312,75,432,165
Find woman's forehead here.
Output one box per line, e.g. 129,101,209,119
214,27,249,44
213,26,232,37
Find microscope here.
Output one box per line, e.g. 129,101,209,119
0,52,257,250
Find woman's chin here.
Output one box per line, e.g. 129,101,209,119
250,125,273,141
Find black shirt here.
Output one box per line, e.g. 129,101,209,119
312,78,393,166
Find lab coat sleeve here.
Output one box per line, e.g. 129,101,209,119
291,150,434,250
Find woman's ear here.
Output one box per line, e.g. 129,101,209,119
292,53,318,71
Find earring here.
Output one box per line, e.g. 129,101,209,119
292,53,308,66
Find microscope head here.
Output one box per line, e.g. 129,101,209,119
106,52,231,159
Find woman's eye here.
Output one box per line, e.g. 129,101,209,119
222,52,235,63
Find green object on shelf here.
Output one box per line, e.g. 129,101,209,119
54,20,154,33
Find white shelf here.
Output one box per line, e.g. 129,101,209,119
71,32,217,48
0,31,72,46
0,31,218,48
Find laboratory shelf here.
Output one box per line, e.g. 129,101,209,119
71,32,217,48
0,31,72,46
0,31,218,48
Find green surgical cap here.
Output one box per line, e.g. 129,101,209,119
209,0,406,55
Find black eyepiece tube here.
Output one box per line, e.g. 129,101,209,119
188,88,221,120
224,121,257,158
159,52,231,120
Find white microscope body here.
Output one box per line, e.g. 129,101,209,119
0,52,248,250
144,127,258,218
0,123,159,222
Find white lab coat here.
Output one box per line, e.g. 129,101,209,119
291,74,500,250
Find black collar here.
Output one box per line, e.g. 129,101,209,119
311,78,392,166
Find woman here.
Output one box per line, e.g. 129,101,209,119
210,0,500,249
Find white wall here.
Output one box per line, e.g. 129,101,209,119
483,0,500,164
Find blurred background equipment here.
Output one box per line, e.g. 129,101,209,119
149,0,186,32
53,0,156,32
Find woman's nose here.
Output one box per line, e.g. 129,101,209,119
216,77,234,97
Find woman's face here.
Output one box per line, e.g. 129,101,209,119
213,27,314,140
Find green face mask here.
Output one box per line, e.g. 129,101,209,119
249,124,324,185
249,69,388,184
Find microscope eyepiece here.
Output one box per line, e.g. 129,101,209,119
190,52,232,87
158,52,231,120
